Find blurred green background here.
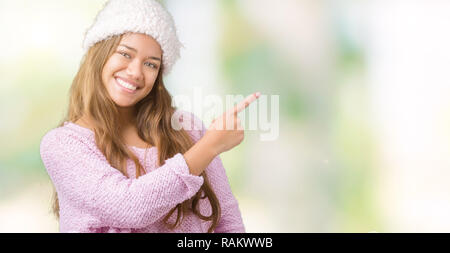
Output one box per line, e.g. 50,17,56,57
1,0,450,232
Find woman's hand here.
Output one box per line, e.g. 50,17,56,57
204,92,261,156
183,92,260,176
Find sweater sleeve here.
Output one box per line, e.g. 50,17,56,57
179,110,246,233
40,128,204,229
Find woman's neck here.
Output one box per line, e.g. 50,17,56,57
75,107,150,148
76,106,137,132
117,106,137,129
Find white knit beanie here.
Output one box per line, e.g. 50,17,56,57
82,0,182,75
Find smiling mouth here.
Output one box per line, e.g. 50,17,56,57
115,77,139,92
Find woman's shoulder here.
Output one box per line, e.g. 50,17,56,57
40,121,96,153
173,109,207,142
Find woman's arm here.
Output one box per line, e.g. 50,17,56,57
40,129,204,229
183,133,220,176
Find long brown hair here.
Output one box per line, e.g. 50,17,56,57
52,34,220,232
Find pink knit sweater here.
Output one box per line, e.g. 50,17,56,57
40,111,245,233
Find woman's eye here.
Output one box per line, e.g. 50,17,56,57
119,52,131,59
145,62,157,69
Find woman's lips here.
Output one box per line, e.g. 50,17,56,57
115,77,138,94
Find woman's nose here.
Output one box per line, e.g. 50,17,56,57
126,59,143,81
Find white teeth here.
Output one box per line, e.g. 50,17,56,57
116,78,137,91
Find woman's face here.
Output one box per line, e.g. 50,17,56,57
102,33,162,108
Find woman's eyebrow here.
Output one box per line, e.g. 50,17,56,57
118,44,161,61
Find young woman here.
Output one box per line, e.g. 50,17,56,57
39,0,259,233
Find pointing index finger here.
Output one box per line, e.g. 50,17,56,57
232,92,261,115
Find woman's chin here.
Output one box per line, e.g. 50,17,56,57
112,99,136,108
